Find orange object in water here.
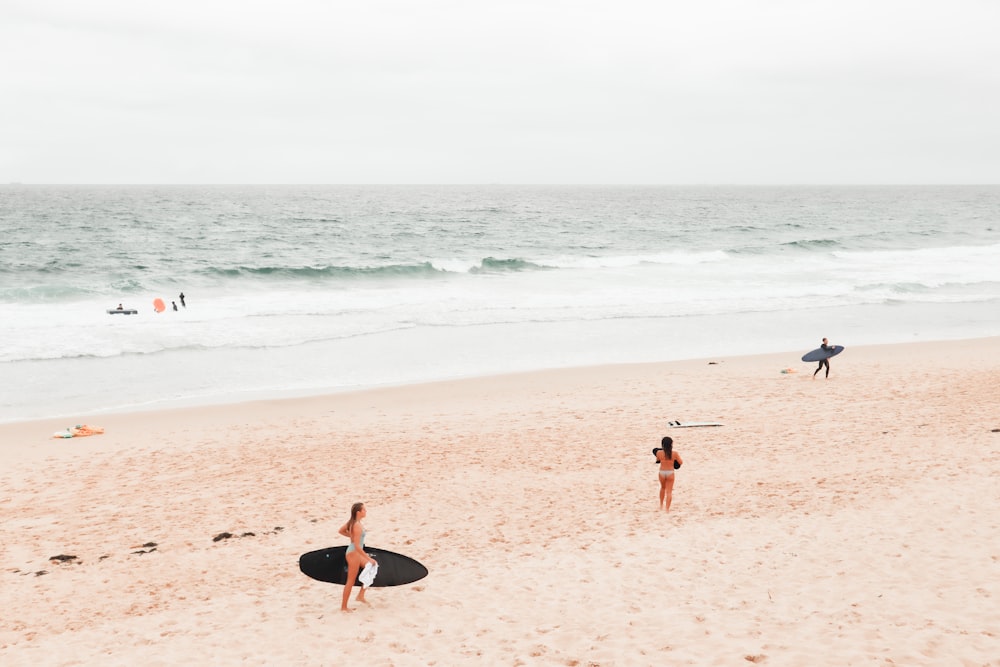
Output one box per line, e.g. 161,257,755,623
153,298,166,312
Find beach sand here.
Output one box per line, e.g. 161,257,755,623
1,338,998,666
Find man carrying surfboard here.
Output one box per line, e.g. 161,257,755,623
813,337,835,379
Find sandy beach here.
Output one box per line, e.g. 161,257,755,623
1,337,998,666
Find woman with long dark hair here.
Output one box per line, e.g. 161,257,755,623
655,437,683,512
338,501,376,611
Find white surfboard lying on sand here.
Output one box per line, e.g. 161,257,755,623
668,420,724,428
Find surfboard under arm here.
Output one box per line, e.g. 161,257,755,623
298,546,428,587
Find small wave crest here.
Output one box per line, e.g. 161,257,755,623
779,238,840,251
202,263,444,280
0,284,102,302
855,282,931,294
468,257,549,273
540,250,729,269
202,258,553,280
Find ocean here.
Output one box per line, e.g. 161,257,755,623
2,184,998,423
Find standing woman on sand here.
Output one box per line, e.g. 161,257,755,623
656,437,683,512
338,502,376,612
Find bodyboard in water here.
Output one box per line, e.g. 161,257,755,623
299,546,428,587
801,345,844,362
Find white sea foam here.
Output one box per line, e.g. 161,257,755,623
1,185,998,421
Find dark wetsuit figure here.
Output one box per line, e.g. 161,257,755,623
813,338,833,379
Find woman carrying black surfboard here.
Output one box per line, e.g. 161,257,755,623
338,502,376,612
654,437,683,512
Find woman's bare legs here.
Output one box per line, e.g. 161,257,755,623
341,553,362,611
663,474,676,512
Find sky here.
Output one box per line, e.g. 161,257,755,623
2,0,999,184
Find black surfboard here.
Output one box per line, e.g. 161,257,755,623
299,546,428,587
801,345,844,362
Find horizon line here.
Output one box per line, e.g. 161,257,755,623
5,182,999,188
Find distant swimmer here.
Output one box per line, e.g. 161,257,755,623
116,303,123,310
172,301,178,311
813,337,835,379
179,292,186,307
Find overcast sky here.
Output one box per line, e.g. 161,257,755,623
2,0,999,184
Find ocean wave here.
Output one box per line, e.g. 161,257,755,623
200,257,557,280
0,284,100,301
209,252,732,279
287,217,343,224
724,246,772,256
833,242,1000,263
0,320,422,364
201,263,445,280
779,239,841,251
538,250,729,269
468,257,550,273
854,282,931,294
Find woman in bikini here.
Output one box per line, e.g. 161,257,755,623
338,501,376,611
655,436,683,512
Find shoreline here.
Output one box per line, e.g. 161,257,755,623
5,300,999,425
3,332,998,433
2,336,998,664
2,335,997,464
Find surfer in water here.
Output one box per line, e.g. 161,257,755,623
654,436,683,512
813,337,834,379
338,502,376,612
